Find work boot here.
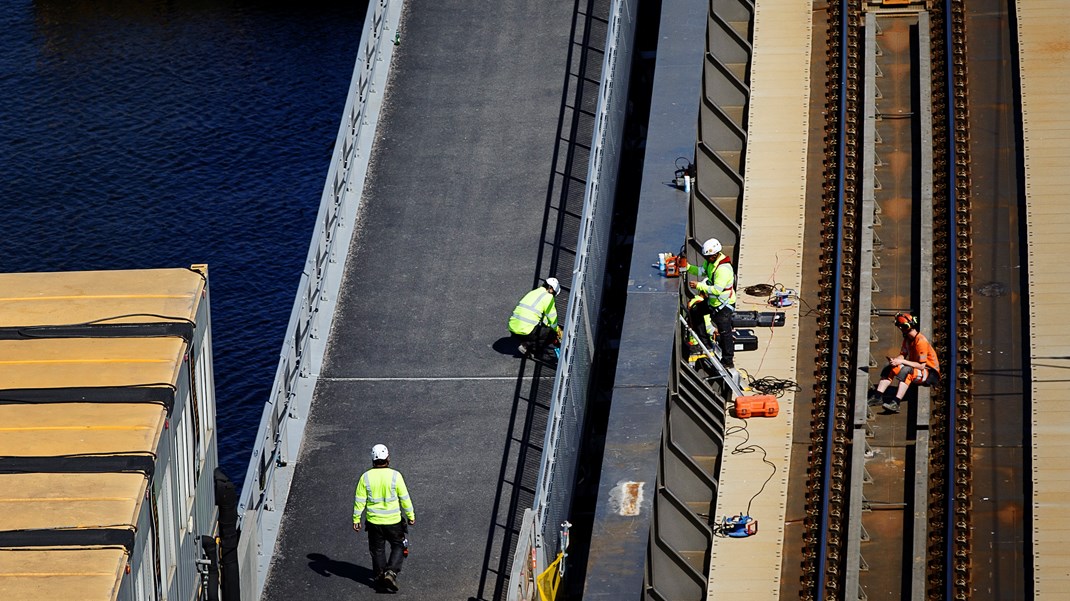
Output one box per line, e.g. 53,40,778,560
382,570,399,592
882,399,900,413
867,389,883,407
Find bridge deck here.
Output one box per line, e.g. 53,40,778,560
256,0,1070,598
706,1,812,598
1016,1,1070,597
259,0,585,599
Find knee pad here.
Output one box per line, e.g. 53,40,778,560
892,364,913,384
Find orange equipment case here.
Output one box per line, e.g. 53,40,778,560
732,395,779,419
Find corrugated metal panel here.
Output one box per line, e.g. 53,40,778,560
1016,1,1070,597
705,0,811,598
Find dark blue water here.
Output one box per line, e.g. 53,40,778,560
1,1,365,486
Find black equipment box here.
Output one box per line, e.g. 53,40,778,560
732,329,759,352
732,311,786,329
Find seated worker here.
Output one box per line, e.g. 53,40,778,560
508,278,561,360
869,313,940,413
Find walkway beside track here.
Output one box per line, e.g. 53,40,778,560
1016,1,1070,597
705,0,812,598
258,1,584,599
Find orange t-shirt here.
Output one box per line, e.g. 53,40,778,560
901,333,939,373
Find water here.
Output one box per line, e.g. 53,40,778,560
0,0,366,486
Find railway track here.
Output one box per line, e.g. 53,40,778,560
801,1,974,599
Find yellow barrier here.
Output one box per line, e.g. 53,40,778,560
537,553,563,601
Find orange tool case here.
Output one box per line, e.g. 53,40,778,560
733,395,779,419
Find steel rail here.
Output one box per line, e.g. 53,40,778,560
808,3,972,598
938,0,973,597
808,0,860,597
941,0,960,591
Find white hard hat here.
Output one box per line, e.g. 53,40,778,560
371,444,390,461
545,277,560,295
702,238,722,256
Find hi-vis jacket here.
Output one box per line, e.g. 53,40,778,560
353,468,415,526
685,253,736,309
508,287,557,335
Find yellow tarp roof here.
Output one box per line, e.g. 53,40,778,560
0,472,146,532
0,403,165,458
0,267,207,600
0,337,184,392
0,548,125,601
0,268,204,328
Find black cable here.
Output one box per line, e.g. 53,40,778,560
749,376,801,398
6,313,198,344
15,313,196,336
722,417,778,517
743,284,775,297
796,294,820,317
85,313,195,327
674,156,693,174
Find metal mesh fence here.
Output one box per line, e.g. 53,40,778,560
531,0,638,567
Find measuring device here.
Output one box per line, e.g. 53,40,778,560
719,514,758,538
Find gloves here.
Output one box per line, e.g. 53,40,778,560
677,255,688,270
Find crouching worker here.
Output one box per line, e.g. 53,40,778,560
508,278,561,361
681,238,736,368
869,313,940,413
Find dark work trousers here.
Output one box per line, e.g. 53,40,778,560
689,302,735,366
513,324,557,355
366,521,407,575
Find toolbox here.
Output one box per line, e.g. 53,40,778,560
732,395,780,419
732,329,758,352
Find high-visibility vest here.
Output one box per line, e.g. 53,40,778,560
508,287,557,335
353,467,415,526
687,254,736,308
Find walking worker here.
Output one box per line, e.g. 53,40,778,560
869,313,941,413
353,444,415,593
508,277,561,360
680,238,737,368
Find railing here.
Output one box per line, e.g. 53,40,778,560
645,336,729,599
505,0,638,598
234,2,403,599
691,0,755,252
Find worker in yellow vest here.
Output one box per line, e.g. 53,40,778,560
353,444,415,593
681,238,737,367
508,277,561,360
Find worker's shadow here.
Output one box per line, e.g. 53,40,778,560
492,336,525,357
306,553,376,587
476,0,619,598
